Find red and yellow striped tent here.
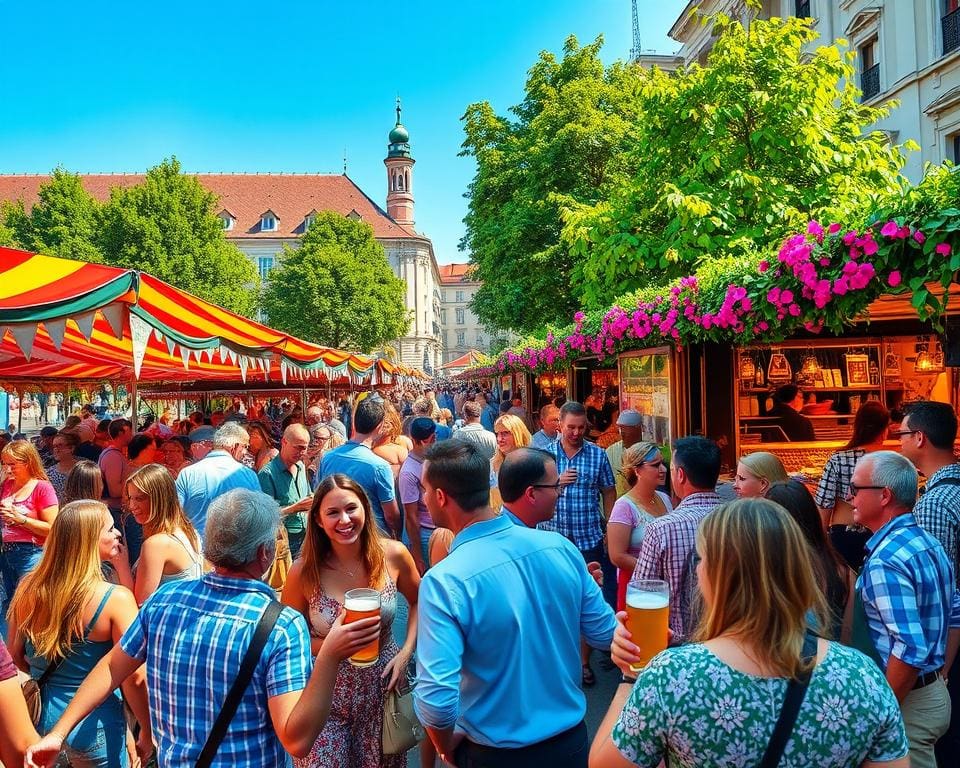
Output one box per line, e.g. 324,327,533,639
0,247,414,385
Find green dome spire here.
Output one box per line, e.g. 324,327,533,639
388,98,411,157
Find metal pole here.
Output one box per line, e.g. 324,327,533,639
129,378,138,426
16,387,23,434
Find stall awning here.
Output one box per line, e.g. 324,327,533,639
0,247,419,385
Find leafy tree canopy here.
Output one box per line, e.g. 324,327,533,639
460,35,644,335
97,158,258,316
261,211,410,352
562,14,913,308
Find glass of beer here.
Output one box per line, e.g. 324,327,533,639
625,578,669,673
344,588,381,667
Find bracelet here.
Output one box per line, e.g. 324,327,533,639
47,728,67,742
620,674,637,685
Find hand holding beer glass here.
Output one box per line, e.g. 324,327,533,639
624,579,669,673
344,588,381,667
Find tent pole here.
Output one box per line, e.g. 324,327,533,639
16,387,23,434
129,378,138,427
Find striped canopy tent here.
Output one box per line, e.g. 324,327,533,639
0,247,395,386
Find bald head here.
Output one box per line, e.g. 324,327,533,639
280,424,310,466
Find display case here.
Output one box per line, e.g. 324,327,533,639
619,348,673,445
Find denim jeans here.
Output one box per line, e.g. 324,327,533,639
1,541,43,606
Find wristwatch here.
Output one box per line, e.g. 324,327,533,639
620,674,637,685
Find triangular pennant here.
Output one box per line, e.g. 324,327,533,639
227,349,238,365
218,345,228,363
100,304,125,340
165,336,177,357
180,346,191,370
192,348,204,364
281,362,288,385
73,310,97,341
129,314,152,379
204,348,214,363
42,318,67,351
239,356,249,383
9,323,38,361
154,328,164,342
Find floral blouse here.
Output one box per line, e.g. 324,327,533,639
612,642,907,768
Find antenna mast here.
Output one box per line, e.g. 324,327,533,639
629,0,641,62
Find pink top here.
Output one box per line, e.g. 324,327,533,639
609,491,673,558
1,479,58,544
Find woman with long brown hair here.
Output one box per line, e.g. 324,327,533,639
372,400,412,481
244,420,278,471
1,441,58,618
118,464,204,605
7,500,151,767
593,498,908,768
282,474,420,768
61,460,104,506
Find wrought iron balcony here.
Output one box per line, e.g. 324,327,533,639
944,9,960,56
860,63,880,101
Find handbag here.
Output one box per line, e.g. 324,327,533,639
265,527,292,592
382,677,424,755
20,656,62,727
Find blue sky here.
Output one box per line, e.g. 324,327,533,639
1,0,688,264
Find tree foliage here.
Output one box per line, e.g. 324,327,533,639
460,35,644,334
563,14,912,309
98,158,258,315
261,211,409,352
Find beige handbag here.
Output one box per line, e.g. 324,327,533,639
382,678,424,755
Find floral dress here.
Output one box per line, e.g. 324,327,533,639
612,642,907,768
296,573,406,768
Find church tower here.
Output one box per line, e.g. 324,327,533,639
384,99,415,226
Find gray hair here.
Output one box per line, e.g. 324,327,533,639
862,450,918,510
205,489,280,568
213,421,249,450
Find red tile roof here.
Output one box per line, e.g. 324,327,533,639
0,173,418,240
438,262,476,284
441,349,485,369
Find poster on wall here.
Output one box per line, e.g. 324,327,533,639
619,350,672,445
844,353,869,386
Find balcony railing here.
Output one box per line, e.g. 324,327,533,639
860,63,880,100
795,0,811,18
944,9,960,56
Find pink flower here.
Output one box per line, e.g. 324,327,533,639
880,221,899,238
807,220,824,241
788,303,801,317
936,242,952,256
843,230,858,246
820,257,831,266
781,290,794,304
913,231,926,244
862,238,879,256
828,223,841,234
897,225,911,239
888,271,902,288
758,260,769,272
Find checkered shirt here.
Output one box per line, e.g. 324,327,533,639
912,463,960,574
120,573,311,767
813,448,866,511
858,514,960,673
633,492,722,641
537,441,615,550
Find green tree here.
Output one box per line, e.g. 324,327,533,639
11,169,105,262
563,14,912,308
261,211,410,352
97,158,258,316
460,35,644,334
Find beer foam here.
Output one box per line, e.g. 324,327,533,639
344,597,380,611
625,591,669,610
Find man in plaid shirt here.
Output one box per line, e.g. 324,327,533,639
852,451,960,768
25,489,379,768
631,436,722,642
896,400,960,767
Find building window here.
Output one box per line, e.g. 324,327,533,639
945,0,960,55
476,334,484,347
455,290,465,302
456,331,465,346
219,214,233,231
859,39,880,100
456,308,465,324
261,215,277,232
304,214,315,230
258,256,274,280
795,0,811,18
440,309,447,324
949,131,960,163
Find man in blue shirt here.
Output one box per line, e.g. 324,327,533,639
315,396,400,537
498,446,564,528
530,404,560,451
415,440,616,768
851,450,960,768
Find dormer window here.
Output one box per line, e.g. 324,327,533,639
304,212,316,230
218,210,235,231
260,210,279,232
347,209,363,221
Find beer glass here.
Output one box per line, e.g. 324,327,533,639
344,588,381,667
625,578,669,673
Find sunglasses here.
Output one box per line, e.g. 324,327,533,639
847,482,886,495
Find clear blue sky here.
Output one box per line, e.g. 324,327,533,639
1,0,688,264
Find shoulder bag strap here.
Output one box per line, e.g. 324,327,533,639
758,632,818,768
195,600,283,768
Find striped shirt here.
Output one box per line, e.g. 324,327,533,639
858,514,960,673
813,448,866,510
538,440,615,550
912,463,960,574
633,492,722,641
119,573,311,768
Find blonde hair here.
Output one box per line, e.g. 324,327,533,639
693,498,828,679
379,401,403,442
126,464,200,552
492,414,532,471
1,441,49,482
738,452,788,486
9,500,110,660
621,441,660,471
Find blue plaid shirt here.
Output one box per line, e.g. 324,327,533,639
538,440,615,550
120,573,311,767
858,514,960,674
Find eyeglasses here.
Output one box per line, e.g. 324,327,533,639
847,482,886,495
890,429,919,438
531,482,565,495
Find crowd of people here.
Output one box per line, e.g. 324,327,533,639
0,386,957,767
